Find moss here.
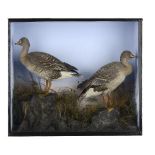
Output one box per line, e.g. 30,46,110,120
110,81,137,127
12,82,41,130
12,78,137,130
55,89,98,124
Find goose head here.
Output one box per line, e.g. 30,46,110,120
120,50,135,62
15,37,30,47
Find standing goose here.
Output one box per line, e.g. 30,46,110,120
78,51,135,111
15,37,79,94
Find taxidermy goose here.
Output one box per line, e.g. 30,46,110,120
15,37,80,94
78,51,135,111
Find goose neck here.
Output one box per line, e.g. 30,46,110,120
20,45,29,58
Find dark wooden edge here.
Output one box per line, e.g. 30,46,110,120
9,129,142,136
8,18,143,22
8,18,142,136
138,20,142,135
8,21,12,136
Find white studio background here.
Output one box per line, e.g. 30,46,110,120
0,1,154,155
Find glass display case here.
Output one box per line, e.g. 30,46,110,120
8,18,142,136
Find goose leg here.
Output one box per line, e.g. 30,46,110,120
44,80,51,95
43,80,56,95
107,94,113,112
44,80,49,92
47,80,51,92
103,94,114,112
103,95,109,108
48,81,57,93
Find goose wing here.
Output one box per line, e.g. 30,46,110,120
28,52,78,72
79,62,123,95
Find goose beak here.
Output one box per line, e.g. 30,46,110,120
130,53,135,58
15,42,19,45
15,40,21,45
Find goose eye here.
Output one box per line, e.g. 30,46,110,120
19,40,22,44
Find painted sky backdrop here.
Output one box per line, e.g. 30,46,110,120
10,21,139,90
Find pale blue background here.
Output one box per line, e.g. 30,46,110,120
10,21,138,90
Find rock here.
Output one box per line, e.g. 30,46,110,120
89,109,121,131
70,120,81,131
57,120,68,132
18,93,121,132
16,91,136,133
18,93,59,132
